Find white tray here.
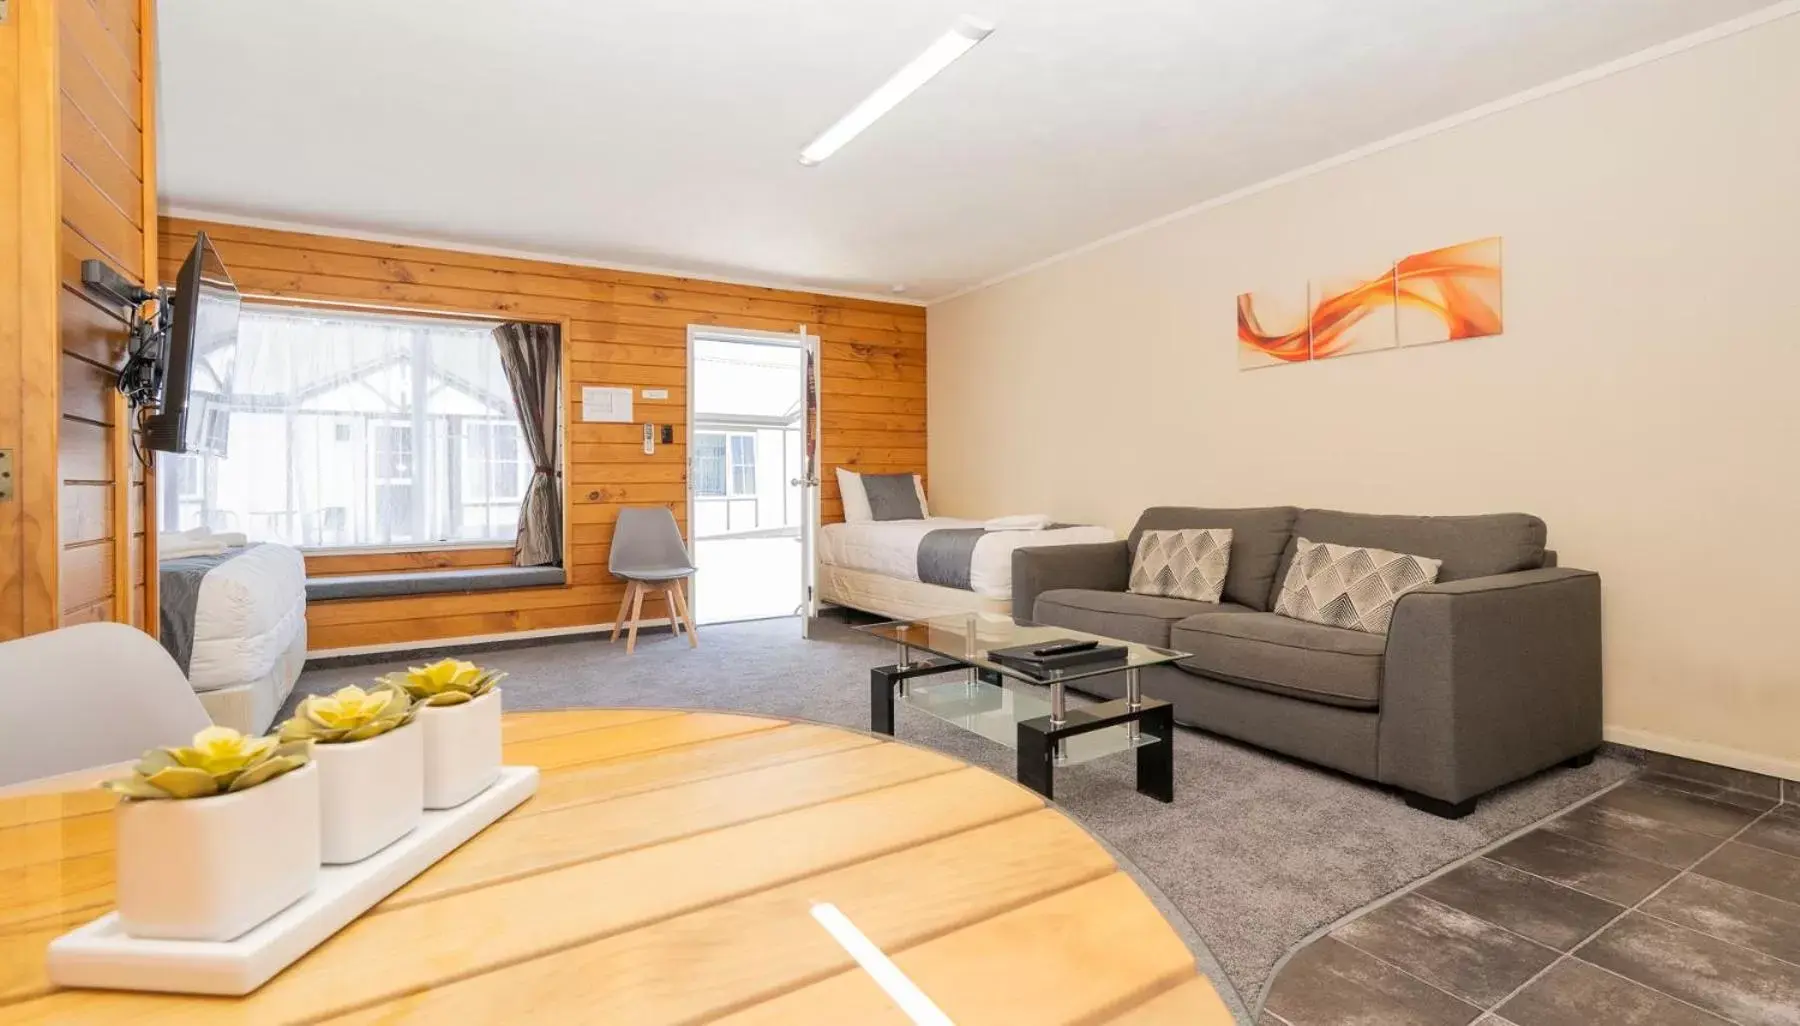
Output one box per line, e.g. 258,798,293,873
47,765,538,996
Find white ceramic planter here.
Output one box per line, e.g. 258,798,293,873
114,761,320,942
419,688,503,810
312,721,424,864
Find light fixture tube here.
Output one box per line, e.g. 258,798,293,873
799,16,994,166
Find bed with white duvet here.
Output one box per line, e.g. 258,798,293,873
159,531,308,735
817,517,1115,620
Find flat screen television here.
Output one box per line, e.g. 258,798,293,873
144,232,240,455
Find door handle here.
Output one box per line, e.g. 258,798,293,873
790,477,818,487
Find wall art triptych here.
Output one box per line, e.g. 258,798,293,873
1237,236,1503,370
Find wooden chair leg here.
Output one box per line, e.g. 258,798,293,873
625,582,647,655
611,581,636,642
672,578,698,648
662,585,681,636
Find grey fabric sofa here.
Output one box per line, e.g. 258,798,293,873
1013,507,1602,818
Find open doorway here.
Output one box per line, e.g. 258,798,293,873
687,331,808,625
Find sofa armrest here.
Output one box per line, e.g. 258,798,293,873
1379,567,1603,804
1011,541,1130,621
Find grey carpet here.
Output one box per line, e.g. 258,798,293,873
288,616,1632,1010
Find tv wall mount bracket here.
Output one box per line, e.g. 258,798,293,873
80,258,173,412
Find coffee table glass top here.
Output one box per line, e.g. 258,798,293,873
855,613,1185,765
854,612,1183,686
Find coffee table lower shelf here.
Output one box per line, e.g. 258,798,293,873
869,658,1174,802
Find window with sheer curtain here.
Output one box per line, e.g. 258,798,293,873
159,305,534,549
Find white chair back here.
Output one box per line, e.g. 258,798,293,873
0,623,213,788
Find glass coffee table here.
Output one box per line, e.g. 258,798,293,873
855,613,1185,802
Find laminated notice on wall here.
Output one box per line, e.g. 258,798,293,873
581,387,633,423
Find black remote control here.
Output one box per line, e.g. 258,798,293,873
1031,639,1100,658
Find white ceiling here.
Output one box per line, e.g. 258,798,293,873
156,0,1772,302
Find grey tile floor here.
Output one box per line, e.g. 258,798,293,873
1261,758,1800,1026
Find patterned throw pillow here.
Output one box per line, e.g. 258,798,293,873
1274,538,1442,635
1130,529,1233,603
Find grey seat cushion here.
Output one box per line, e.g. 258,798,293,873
307,566,566,602
1273,509,1546,593
1170,611,1386,710
1128,507,1297,612
1034,589,1250,648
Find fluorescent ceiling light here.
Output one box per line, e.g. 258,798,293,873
799,16,994,166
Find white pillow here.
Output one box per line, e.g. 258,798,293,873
913,475,930,518
837,468,873,523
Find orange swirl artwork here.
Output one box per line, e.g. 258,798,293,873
1236,236,1502,369
1396,237,1503,347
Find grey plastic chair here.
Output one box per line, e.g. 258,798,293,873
608,506,698,654
0,622,213,789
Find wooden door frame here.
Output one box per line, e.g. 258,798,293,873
0,0,64,639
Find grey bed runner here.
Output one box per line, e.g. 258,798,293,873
917,528,988,591
159,547,246,674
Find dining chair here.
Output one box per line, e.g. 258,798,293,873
607,506,699,655
0,622,212,789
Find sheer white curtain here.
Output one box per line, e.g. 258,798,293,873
161,305,531,549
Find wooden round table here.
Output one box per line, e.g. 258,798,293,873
0,710,1233,1024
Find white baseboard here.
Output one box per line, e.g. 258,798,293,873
306,619,673,660
1605,725,1800,783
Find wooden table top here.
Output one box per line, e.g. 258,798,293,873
0,709,1234,1025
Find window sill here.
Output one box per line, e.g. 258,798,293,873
307,565,566,603
300,541,516,557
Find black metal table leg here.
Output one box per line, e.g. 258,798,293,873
869,657,965,737
1135,702,1175,803
1017,720,1055,800
870,666,898,736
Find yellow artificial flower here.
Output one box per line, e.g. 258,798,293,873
306,685,396,730
102,726,310,800
278,681,416,744
380,657,505,707
169,726,278,777
407,659,483,697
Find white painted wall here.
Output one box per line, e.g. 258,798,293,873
927,13,1800,776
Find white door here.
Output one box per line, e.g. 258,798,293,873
798,328,821,639
685,327,814,629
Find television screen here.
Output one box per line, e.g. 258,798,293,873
144,232,240,455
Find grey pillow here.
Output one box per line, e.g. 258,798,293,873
862,473,924,521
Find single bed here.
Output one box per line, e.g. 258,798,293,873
159,539,308,735
817,517,1115,621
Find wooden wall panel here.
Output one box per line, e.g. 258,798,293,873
50,0,156,634
159,218,926,650
0,0,66,639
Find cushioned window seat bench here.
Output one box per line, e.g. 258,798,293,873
305,566,566,603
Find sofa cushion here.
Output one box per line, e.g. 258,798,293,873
1035,589,1250,648
1272,538,1442,635
1129,528,1232,603
1273,509,1545,598
1170,611,1386,710
1129,507,1297,612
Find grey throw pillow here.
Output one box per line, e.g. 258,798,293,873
1129,528,1233,603
1274,537,1442,634
861,473,925,521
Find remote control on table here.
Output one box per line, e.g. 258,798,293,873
1031,640,1101,658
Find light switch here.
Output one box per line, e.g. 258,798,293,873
643,422,655,455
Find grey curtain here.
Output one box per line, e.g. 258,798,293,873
492,322,562,567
